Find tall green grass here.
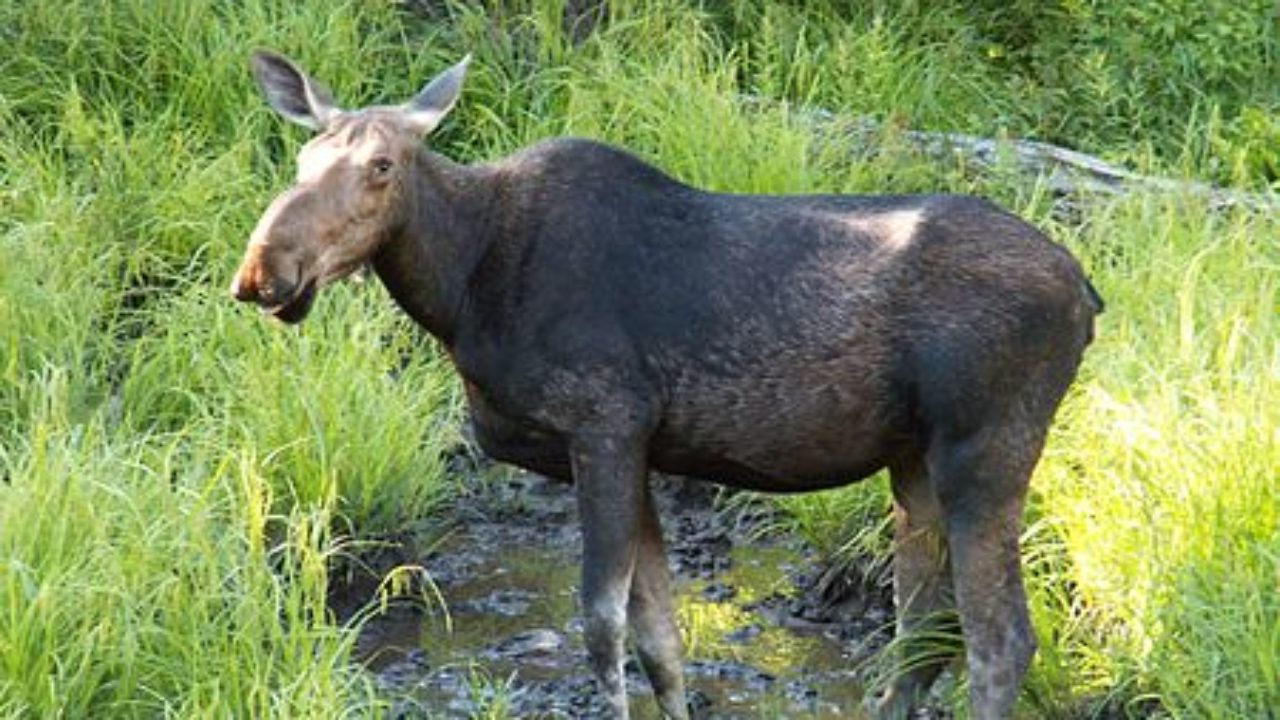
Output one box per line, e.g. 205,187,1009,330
2,0,1276,716
1,0,459,715
1,416,378,717
1022,199,1279,717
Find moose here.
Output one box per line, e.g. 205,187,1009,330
231,51,1102,719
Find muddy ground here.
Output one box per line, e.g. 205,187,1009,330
336,461,953,719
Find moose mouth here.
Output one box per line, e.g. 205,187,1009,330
265,277,318,324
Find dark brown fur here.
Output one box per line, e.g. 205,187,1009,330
233,53,1102,720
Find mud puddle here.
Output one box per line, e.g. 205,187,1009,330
351,471,908,719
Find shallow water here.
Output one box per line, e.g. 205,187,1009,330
359,474,890,718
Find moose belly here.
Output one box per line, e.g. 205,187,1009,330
649,379,906,493
463,368,906,491
648,445,888,493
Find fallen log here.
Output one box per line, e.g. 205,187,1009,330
757,99,1279,214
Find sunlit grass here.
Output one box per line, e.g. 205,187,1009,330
1022,198,1279,716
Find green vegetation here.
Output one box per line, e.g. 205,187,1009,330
1,0,1275,717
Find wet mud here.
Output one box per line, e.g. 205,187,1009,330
343,470,947,719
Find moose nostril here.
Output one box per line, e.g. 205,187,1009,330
260,278,296,306
252,275,296,303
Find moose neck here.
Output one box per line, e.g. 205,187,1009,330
372,149,499,345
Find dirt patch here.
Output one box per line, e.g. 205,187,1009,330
340,467,946,719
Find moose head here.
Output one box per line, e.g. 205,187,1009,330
230,50,469,323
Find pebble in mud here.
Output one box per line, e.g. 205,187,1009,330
686,659,777,691
783,679,820,706
455,588,538,617
484,628,565,660
700,580,737,602
721,623,763,644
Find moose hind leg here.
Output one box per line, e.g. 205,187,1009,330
874,458,958,719
930,428,1042,720
628,484,689,719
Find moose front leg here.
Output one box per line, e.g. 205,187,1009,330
570,432,649,719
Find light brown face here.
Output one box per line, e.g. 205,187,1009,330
232,113,421,323
231,50,469,323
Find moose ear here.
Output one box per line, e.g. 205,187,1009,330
402,55,471,136
250,50,340,130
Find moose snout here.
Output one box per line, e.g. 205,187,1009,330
232,186,321,306
229,247,297,307
230,269,296,306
